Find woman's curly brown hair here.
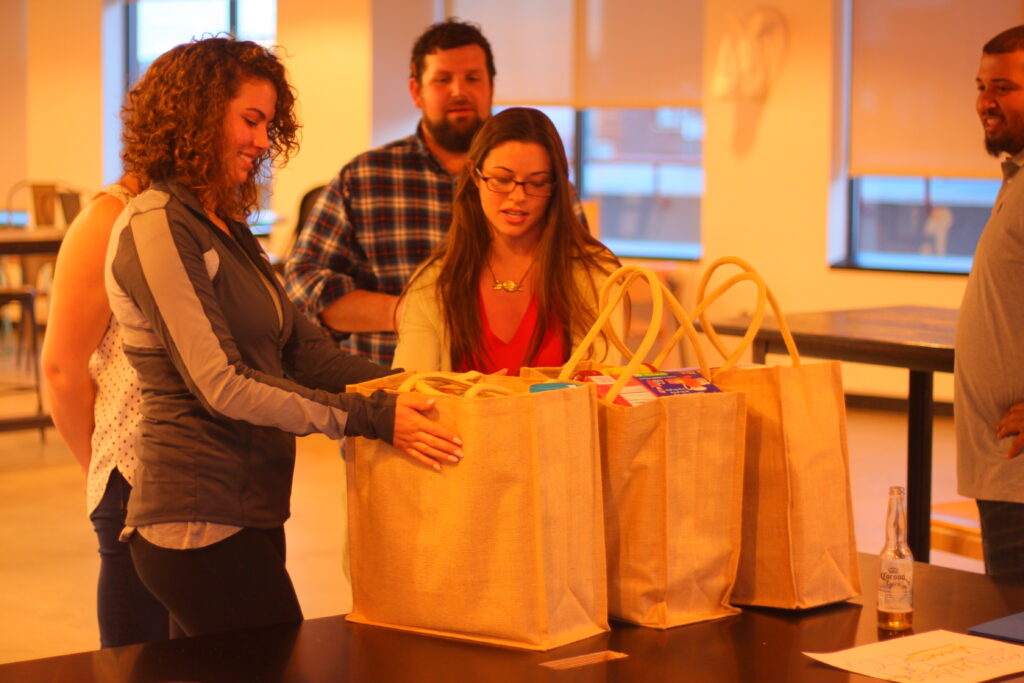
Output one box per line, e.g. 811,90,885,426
121,36,300,220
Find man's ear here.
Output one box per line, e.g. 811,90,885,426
409,76,423,110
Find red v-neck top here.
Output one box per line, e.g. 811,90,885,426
458,294,565,375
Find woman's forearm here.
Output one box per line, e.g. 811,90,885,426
44,367,96,472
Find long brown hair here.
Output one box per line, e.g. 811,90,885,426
411,107,619,370
120,37,300,220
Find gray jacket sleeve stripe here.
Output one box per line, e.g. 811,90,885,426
114,198,353,438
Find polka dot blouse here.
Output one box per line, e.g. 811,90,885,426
85,184,142,514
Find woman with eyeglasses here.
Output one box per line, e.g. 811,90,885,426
393,107,621,375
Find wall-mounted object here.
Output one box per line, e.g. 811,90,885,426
711,6,788,101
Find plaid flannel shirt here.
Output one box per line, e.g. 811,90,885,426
284,128,590,367
284,132,454,365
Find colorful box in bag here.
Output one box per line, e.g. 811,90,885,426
575,368,721,406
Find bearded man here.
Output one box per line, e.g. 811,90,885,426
284,20,496,364
955,24,1024,579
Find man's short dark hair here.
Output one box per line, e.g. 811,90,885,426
984,25,1024,54
410,18,495,84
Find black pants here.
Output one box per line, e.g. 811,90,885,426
130,526,303,638
977,499,1024,580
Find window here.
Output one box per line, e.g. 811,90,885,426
581,108,702,259
128,0,276,87
493,105,577,183
849,175,999,273
845,0,1022,274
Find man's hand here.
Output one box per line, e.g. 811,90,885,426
997,402,1024,458
392,394,463,471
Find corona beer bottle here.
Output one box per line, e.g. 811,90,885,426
877,486,913,631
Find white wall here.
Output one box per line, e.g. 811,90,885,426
371,0,434,147
0,0,28,212
25,0,106,197
272,0,373,251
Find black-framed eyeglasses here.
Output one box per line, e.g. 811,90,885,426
474,168,555,197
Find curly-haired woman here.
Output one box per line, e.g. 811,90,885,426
393,107,622,374
106,37,462,638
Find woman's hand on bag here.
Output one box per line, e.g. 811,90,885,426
393,394,463,471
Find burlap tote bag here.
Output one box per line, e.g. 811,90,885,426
344,371,608,650
527,265,748,629
693,256,861,609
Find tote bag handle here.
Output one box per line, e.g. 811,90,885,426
692,256,800,374
560,265,708,403
397,371,517,398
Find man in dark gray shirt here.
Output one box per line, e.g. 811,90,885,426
956,24,1024,579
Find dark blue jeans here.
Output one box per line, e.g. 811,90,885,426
976,499,1024,580
88,468,169,648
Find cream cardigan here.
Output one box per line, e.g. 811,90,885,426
392,258,625,372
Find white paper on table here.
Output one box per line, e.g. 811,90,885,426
803,629,1024,682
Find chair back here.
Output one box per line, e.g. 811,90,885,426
295,185,326,240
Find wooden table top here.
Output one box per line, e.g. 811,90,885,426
706,305,957,373
0,223,273,257
2,554,1021,682
0,228,64,255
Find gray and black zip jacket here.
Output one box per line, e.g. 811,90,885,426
106,181,396,529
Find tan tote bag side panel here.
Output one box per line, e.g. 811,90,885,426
779,362,862,605
346,392,545,645
533,386,610,644
714,365,798,607
601,389,746,628
717,361,860,608
664,390,746,625
599,397,669,625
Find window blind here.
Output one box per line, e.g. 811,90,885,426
451,0,702,108
849,0,1024,178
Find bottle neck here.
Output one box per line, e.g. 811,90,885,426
885,489,910,551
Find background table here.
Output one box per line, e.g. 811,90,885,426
0,228,64,256
1,554,1021,682
705,306,957,562
0,223,271,257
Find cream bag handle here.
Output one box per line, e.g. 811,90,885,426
594,267,713,377
559,265,708,403
558,266,662,402
646,270,767,373
692,256,800,374
397,371,517,398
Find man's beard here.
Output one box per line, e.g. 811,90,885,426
984,129,1024,157
423,114,483,153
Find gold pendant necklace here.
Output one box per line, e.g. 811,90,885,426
486,257,536,294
